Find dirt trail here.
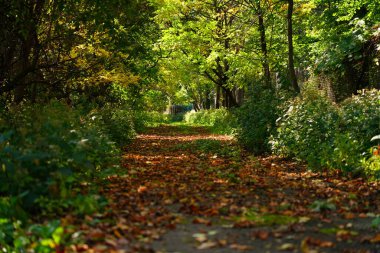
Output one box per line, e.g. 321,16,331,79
77,125,380,253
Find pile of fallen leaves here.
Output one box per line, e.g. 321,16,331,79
63,125,380,253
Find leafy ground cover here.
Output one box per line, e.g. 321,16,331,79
59,124,380,253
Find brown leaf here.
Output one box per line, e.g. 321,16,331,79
197,241,218,250
277,243,296,251
105,238,118,247
87,229,105,241
217,239,228,246
344,212,355,219
193,217,212,226
304,237,334,248
75,244,89,252
252,230,270,240
229,244,253,251
113,229,123,239
370,234,380,243
233,220,255,228
137,185,148,193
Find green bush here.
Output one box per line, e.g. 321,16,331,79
271,88,380,174
235,87,282,154
271,89,340,169
0,102,119,215
362,147,380,179
341,89,380,153
0,219,73,252
184,108,237,135
131,111,170,132
98,106,136,146
328,90,379,172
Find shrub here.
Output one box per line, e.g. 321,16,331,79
328,90,379,172
0,219,73,252
271,88,380,174
362,146,380,179
235,86,282,154
98,105,136,146
132,111,170,132
341,89,380,153
0,102,119,215
184,108,237,135
271,89,340,169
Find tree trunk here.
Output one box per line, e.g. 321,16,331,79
215,84,220,109
14,0,45,103
235,88,244,105
287,0,300,93
258,0,271,87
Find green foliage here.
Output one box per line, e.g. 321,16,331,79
1,0,158,103
362,146,380,180
239,208,298,226
170,113,186,122
132,111,170,132
302,0,380,98
271,89,340,169
371,216,380,229
0,219,73,252
328,89,380,172
309,199,336,212
36,194,108,217
0,101,140,250
98,106,136,146
340,89,380,151
235,86,283,155
184,109,237,135
143,90,168,112
0,101,120,216
272,88,380,174
0,196,28,222
329,133,362,172
192,139,223,154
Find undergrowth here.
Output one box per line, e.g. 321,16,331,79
184,108,237,135
0,101,167,251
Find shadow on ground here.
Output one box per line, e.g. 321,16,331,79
75,125,380,253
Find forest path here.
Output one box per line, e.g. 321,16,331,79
79,125,380,253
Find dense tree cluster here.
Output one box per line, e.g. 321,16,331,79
152,0,380,107
0,0,158,105
1,0,379,107
0,1,379,251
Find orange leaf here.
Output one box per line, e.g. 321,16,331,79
370,234,380,243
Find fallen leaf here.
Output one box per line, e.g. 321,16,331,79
233,220,255,228
300,238,310,253
217,239,228,246
252,230,270,240
337,229,358,238
87,229,105,241
304,237,334,248
278,243,296,251
370,234,380,243
298,217,311,223
75,244,89,252
137,185,147,193
197,241,218,249
193,217,212,226
105,238,118,247
229,244,253,251
192,233,207,243
344,213,355,219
